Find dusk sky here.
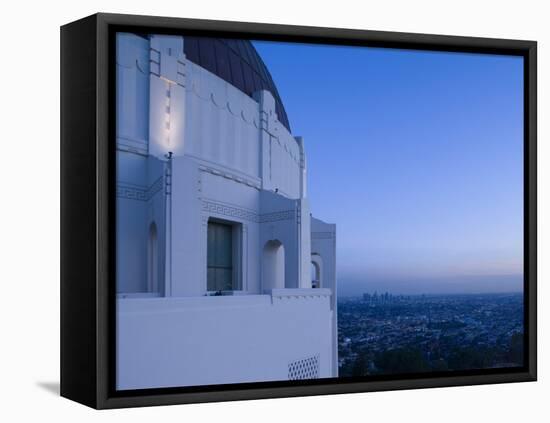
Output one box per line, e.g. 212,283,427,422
254,41,524,295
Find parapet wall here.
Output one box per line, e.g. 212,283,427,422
116,289,334,390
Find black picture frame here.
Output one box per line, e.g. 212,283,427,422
60,12,537,409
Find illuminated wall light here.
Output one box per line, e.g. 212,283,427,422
164,83,172,147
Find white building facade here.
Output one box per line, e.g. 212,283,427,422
116,33,337,390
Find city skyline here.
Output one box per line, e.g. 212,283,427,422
254,41,524,294
338,292,524,376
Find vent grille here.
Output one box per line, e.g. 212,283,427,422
288,355,319,380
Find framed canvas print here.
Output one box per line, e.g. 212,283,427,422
60,13,537,409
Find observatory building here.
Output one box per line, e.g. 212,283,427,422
116,33,337,389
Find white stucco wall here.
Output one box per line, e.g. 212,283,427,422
311,217,338,376
115,32,339,388
117,289,334,390
116,33,168,293
116,33,311,295
116,33,149,155
149,35,186,159
185,60,261,180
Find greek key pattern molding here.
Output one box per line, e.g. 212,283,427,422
202,200,296,224
116,176,164,202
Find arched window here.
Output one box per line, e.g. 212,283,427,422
311,254,323,288
262,240,285,291
148,222,159,293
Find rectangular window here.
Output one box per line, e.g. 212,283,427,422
207,221,235,291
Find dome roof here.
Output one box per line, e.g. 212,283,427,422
184,37,291,132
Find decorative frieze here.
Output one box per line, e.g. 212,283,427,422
116,176,164,202
116,185,148,201
260,210,296,223
202,199,296,224
202,201,259,222
270,288,332,301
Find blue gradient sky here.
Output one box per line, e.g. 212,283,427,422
254,41,524,295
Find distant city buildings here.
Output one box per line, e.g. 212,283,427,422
339,293,524,376
362,292,412,304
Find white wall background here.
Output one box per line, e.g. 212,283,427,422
0,0,547,421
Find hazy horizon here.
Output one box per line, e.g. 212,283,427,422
337,273,523,297
255,41,524,294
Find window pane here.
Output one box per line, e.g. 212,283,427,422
207,267,216,291
207,224,216,267
216,268,232,291
219,225,233,267
207,221,234,291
